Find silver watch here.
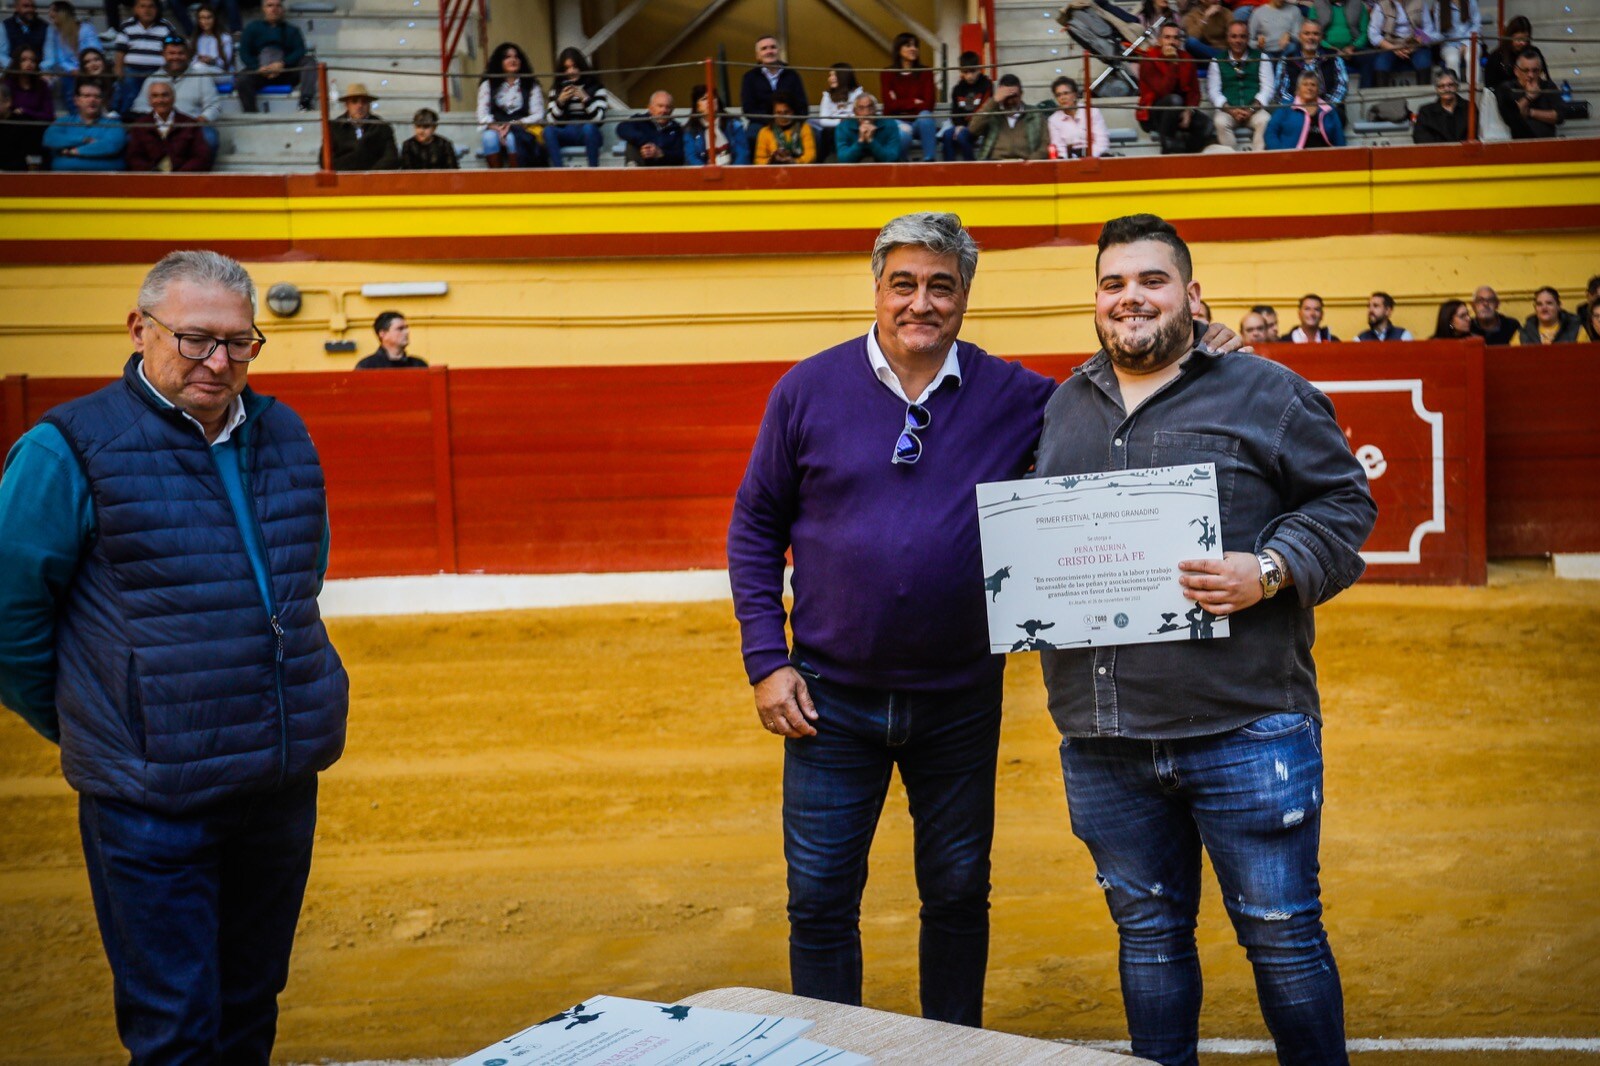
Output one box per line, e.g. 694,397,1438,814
1257,551,1284,599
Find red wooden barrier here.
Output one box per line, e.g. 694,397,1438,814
5,340,1592,586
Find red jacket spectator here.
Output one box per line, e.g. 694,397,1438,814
125,110,213,171
880,68,935,117
1135,46,1200,123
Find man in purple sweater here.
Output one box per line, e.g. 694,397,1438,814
729,212,1243,1025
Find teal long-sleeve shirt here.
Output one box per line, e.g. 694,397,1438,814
0,371,331,742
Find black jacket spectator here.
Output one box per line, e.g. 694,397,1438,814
1471,313,1517,345
400,133,458,169
949,73,992,127
1412,100,1469,143
356,349,428,369
740,63,809,131
617,111,684,166
329,115,398,170
4,8,47,59
1494,81,1562,140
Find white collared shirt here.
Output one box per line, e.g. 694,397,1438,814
865,326,961,404
137,357,247,445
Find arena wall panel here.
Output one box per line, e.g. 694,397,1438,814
3,344,1523,585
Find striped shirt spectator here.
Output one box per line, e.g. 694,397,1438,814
114,0,177,79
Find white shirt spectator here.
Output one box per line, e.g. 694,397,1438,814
192,32,236,76
133,61,223,123
1047,105,1109,158
476,78,544,128
1207,54,1275,110
816,86,864,129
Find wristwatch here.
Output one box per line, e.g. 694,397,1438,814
1256,551,1284,599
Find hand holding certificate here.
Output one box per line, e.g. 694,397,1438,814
975,463,1229,651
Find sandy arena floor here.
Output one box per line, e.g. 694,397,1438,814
0,563,1596,1065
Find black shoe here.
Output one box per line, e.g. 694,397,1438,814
297,101,313,112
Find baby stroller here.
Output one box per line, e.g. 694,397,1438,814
1058,2,1169,97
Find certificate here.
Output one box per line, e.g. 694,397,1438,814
975,463,1229,651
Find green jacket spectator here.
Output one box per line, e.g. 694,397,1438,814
969,85,1049,161
835,114,902,162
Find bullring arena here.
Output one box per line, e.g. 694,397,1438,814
2,1,1599,1063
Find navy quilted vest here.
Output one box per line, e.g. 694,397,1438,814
42,356,348,814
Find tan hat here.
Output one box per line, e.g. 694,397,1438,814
342,82,377,101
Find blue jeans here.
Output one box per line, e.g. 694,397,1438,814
546,122,603,167
783,667,1001,1026
939,125,975,161
79,777,319,1066
1062,715,1346,1066
1373,47,1433,80
895,112,939,161
480,125,544,166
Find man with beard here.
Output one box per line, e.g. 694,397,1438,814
729,210,1248,1026
1033,213,1375,1066
1356,291,1412,341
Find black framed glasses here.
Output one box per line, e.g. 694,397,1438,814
892,402,932,465
142,310,266,363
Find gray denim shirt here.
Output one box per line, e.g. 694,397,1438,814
1037,347,1377,739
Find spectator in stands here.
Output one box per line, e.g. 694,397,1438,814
2,0,46,68
1357,291,1412,341
815,62,864,161
1431,299,1474,339
125,74,209,170
1412,69,1469,143
1483,15,1531,90
111,0,174,114
881,31,938,162
1312,0,1370,87
940,52,990,163
1208,20,1272,150
1252,303,1280,339
1369,0,1435,86
1057,0,1146,97
1469,285,1517,344
617,90,684,167
1289,292,1337,341
1274,20,1348,108
1583,299,1600,343
684,84,749,166
399,107,457,170
236,0,313,113
42,78,122,167
545,46,607,169
740,34,808,154
1138,23,1215,154
328,83,397,171
1430,0,1480,78
1240,308,1272,344
1587,276,1599,307
834,91,900,163
1047,76,1108,158
755,92,815,165
1192,296,1213,323
1180,0,1231,60
970,73,1049,161
4,45,51,163
356,311,428,368
1495,48,1562,140
1248,0,1300,54
188,4,233,79
133,36,219,152
1514,286,1581,345
477,42,544,168
67,44,112,108
41,2,99,105
1266,69,1346,149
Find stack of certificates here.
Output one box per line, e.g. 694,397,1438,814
451,994,871,1066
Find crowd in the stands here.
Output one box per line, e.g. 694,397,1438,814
1214,275,1600,347
0,0,1586,172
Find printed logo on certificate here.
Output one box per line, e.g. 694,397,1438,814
975,463,1229,651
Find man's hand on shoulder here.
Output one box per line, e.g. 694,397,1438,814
753,665,818,738
1199,320,1249,354
1178,551,1264,615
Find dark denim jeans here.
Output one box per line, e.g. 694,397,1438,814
783,668,1002,1026
546,122,604,168
79,777,319,1066
1063,715,1346,1066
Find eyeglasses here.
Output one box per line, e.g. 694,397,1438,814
142,311,266,363
892,402,931,465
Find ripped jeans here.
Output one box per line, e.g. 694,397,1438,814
1062,715,1347,1066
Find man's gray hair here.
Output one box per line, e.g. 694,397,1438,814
871,212,979,290
1434,68,1459,86
138,250,258,313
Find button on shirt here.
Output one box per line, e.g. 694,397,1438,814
865,324,961,403
1034,347,1376,739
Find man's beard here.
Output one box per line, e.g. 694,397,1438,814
1368,313,1382,328
1096,304,1192,373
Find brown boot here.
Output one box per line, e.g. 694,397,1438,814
485,151,507,169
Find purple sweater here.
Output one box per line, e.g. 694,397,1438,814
728,335,1058,691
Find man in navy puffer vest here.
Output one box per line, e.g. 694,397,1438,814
0,250,348,1065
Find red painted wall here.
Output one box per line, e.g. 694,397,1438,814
4,343,1588,585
